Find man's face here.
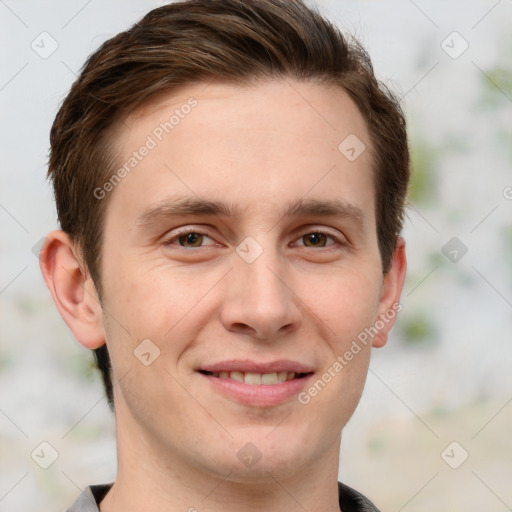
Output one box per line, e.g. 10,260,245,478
98,79,400,481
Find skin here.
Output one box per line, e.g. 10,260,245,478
41,78,406,512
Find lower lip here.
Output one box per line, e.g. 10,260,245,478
199,372,314,407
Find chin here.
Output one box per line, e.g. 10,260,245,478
216,456,303,485
204,430,312,483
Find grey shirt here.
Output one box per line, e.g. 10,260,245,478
65,481,380,511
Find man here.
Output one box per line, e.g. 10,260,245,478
40,0,409,510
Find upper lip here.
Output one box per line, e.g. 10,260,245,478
198,359,315,374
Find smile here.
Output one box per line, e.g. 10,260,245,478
197,361,315,406
198,370,310,385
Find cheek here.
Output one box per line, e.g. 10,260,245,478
303,264,382,348
100,257,219,363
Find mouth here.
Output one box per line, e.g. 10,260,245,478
197,369,312,385
196,360,315,406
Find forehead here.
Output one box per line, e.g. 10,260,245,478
115,78,373,162
106,78,375,226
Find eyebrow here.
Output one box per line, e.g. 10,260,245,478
135,195,365,229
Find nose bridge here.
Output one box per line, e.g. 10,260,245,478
220,236,301,338
243,250,285,303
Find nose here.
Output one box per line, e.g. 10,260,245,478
219,247,302,341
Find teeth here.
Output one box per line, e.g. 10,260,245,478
210,370,301,385
244,372,262,385
261,373,278,385
230,371,244,383
277,371,288,383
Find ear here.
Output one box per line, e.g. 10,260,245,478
372,236,407,348
39,230,105,349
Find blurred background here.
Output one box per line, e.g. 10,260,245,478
1,1,511,510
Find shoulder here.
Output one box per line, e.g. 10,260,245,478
338,481,381,512
65,481,377,512
64,483,113,512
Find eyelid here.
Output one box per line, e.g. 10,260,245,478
163,225,347,249
162,226,217,247
292,226,347,247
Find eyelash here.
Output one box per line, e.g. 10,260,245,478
162,227,345,249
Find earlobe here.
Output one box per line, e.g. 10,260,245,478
372,236,407,348
39,230,106,350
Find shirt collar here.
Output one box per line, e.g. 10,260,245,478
66,481,380,512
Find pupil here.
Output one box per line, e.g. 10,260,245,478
179,233,202,247
306,233,325,247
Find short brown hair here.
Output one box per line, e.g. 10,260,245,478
48,0,410,408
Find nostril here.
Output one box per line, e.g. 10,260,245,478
231,323,254,333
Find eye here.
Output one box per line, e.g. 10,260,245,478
162,228,344,251
163,230,216,248
295,231,340,248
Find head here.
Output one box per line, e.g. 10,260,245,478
42,0,408,484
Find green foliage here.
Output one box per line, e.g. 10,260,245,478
0,349,10,371
17,297,37,315
408,136,438,205
502,224,512,265
400,312,437,345
368,435,386,454
59,348,97,382
477,64,512,108
474,42,512,168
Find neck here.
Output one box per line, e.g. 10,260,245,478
100,405,342,512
